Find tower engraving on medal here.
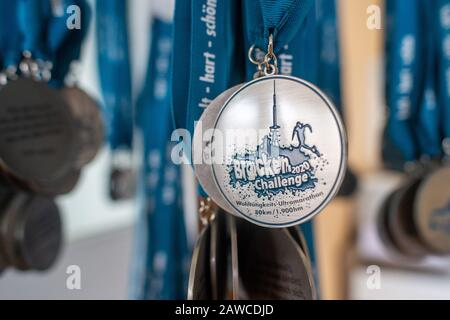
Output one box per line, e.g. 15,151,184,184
227,80,324,199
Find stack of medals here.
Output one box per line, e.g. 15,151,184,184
175,0,348,300
189,201,317,300
379,0,450,258
0,0,103,273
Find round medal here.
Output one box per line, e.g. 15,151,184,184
414,166,450,255
0,193,62,271
0,78,76,182
210,75,347,227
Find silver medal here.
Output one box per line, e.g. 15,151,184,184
210,75,347,227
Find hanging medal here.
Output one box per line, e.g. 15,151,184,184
0,190,62,272
0,0,78,190
193,0,347,228
54,0,104,171
380,0,450,258
410,0,450,256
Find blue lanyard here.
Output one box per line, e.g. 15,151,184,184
171,0,192,132
243,0,321,290
437,0,450,150
173,0,242,197
131,18,189,300
384,0,424,169
414,0,441,160
17,0,52,61
50,0,91,87
0,0,21,69
317,0,343,115
243,0,314,52
96,0,133,151
172,0,242,152
2,0,86,85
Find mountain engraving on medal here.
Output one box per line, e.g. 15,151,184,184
225,81,329,210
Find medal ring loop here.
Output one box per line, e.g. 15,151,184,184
264,63,278,76
248,44,266,66
263,34,278,76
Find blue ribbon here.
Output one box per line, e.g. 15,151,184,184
131,17,189,300
172,0,242,197
17,0,50,60
244,0,314,52
414,0,441,160
437,0,450,148
96,0,133,151
1,0,89,86
50,0,91,87
384,0,424,169
0,0,21,69
317,0,343,114
172,0,242,153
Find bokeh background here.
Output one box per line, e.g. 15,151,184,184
1,0,450,300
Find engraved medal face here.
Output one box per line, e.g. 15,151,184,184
414,166,450,254
211,76,347,227
0,78,76,182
